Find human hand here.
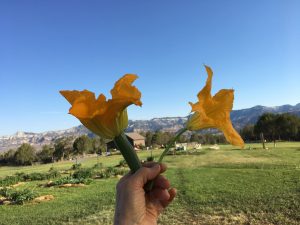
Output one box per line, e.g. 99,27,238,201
114,163,176,225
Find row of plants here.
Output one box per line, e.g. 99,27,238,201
1,160,129,189
0,188,38,205
45,162,128,187
0,162,130,205
0,167,60,187
50,177,93,186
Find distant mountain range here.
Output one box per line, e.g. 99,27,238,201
1,103,299,152
128,103,300,132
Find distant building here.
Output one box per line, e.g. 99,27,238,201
106,132,145,150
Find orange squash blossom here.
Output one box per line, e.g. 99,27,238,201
60,74,142,139
186,65,244,148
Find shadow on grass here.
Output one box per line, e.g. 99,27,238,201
201,162,298,170
173,150,208,156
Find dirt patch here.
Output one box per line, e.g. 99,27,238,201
0,197,11,205
33,195,54,203
59,183,85,188
11,182,25,188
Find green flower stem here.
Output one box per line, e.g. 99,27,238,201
158,128,188,163
114,132,142,173
145,128,188,191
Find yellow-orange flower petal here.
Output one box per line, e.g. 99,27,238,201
186,65,244,148
60,74,142,139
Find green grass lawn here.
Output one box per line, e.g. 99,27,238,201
0,142,300,225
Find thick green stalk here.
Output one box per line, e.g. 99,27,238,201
114,132,142,173
145,127,188,192
158,128,188,163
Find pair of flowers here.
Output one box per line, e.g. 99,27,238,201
60,65,244,149
60,66,244,174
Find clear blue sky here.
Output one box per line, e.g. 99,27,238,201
0,0,299,135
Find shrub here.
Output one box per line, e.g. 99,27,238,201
71,163,82,170
72,168,93,179
94,167,127,179
146,156,155,162
48,167,60,178
15,172,26,179
0,188,38,204
0,176,21,187
51,176,92,186
22,171,60,181
114,167,127,176
92,163,103,169
0,170,61,187
23,172,48,181
118,159,127,167
106,167,117,176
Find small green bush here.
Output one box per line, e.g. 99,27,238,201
51,176,92,186
114,167,127,176
71,163,82,170
15,172,26,179
118,159,127,167
146,156,155,162
0,188,38,205
72,168,93,179
0,170,61,187
23,172,48,181
94,167,127,179
48,167,60,178
92,163,103,169
0,176,21,187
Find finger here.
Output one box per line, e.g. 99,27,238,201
159,163,167,173
151,188,170,201
153,175,170,189
161,188,177,208
142,162,167,174
141,161,157,167
132,164,161,186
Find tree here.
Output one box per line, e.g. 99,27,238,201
37,145,54,164
160,132,173,145
0,149,16,165
92,136,106,155
177,134,188,143
203,133,216,144
145,131,154,147
151,131,175,146
254,112,300,143
190,133,202,143
53,137,73,161
73,135,92,155
254,113,278,142
215,134,226,144
240,125,256,142
14,143,36,165
275,113,300,141
151,131,162,146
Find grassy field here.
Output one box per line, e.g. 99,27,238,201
0,142,300,225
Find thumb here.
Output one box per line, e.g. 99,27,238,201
132,164,161,187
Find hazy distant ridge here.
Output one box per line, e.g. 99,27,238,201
0,103,299,152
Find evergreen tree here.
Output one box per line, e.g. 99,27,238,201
92,136,106,154
240,125,256,141
14,143,36,165
73,135,92,155
53,137,73,161
37,145,54,164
